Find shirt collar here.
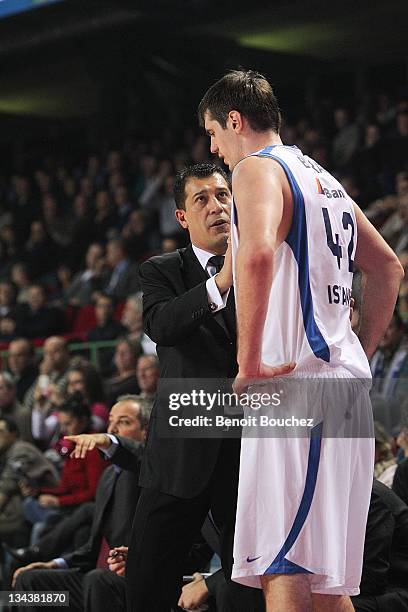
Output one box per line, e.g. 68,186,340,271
191,244,218,271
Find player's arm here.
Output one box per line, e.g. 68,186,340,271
353,202,404,359
232,157,284,376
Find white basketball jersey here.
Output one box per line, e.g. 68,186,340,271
231,144,371,379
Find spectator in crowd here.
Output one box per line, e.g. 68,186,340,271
41,194,73,250
105,338,140,407
85,154,105,190
0,279,20,342
136,355,159,400
88,294,126,343
16,284,64,339
135,153,158,201
121,292,156,354
396,403,408,464
332,106,361,172
104,238,140,300
54,362,109,433
370,311,407,399
0,372,33,443
31,360,110,451
68,195,96,271
386,110,408,174
393,194,408,256
13,395,151,612
50,264,74,305
25,336,71,444
93,190,117,244
113,185,133,231
398,252,408,325
87,294,127,377
393,399,408,506
23,221,59,280
10,262,32,304
64,242,107,307
354,123,385,205
0,225,22,277
9,176,37,245
121,210,150,261
379,172,408,248
0,416,58,547
65,362,109,432
7,338,38,403
139,159,183,239
21,394,107,540
0,279,18,320
375,421,397,487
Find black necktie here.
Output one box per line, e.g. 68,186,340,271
208,255,225,274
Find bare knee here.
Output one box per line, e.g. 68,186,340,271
312,593,354,612
261,574,312,612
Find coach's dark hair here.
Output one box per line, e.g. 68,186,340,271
198,70,281,134
174,163,230,211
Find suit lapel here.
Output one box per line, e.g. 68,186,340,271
181,245,208,288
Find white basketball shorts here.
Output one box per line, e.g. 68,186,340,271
231,371,374,595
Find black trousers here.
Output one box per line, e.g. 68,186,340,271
15,567,125,612
352,589,408,612
125,439,258,612
38,502,94,559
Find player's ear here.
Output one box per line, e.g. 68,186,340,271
228,110,243,133
175,208,189,230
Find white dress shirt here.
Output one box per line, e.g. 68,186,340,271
191,244,229,313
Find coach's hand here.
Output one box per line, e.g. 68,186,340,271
233,362,296,396
64,433,111,459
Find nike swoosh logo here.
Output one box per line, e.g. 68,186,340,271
246,556,261,563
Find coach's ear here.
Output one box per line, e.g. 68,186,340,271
175,208,189,230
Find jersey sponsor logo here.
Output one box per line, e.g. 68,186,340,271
246,556,261,563
316,178,345,199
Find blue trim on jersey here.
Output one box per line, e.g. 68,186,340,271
264,422,323,575
254,151,330,363
258,145,276,155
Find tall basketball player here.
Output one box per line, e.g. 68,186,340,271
198,70,404,612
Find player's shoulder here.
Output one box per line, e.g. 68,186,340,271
232,152,286,190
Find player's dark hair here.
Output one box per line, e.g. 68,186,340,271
198,69,281,134
174,163,230,211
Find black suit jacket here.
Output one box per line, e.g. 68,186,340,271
63,436,144,572
139,245,238,498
